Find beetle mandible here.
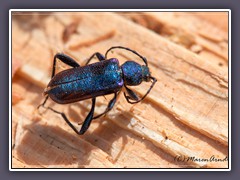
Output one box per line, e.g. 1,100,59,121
38,46,157,135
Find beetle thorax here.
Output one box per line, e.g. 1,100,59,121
121,61,150,86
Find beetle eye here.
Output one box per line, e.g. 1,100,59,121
141,66,151,82
146,74,151,82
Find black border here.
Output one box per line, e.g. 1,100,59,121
10,9,230,171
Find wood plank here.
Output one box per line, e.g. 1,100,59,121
119,12,228,66
11,12,229,168
190,12,228,32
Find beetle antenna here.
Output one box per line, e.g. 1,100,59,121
105,46,148,66
127,76,157,104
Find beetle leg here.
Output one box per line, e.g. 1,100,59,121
124,77,157,104
38,53,80,111
79,98,96,134
46,107,82,135
52,53,80,78
85,52,105,65
123,85,140,104
93,92,118,119
37,96,49,111
45,98,96,135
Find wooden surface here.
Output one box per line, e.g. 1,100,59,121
11,12,229,168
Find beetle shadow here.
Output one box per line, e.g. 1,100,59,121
78,107,191,168
15,84,194,168
14,103,190,168
15,122,93,167
30,84,228,159
66,102,130,165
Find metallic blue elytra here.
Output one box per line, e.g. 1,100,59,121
39,46,157,135
46,58,123,104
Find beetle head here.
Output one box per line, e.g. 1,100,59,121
121,61,151,86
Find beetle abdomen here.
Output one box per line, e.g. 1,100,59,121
46,58,123,104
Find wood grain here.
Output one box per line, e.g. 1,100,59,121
11,12,229,168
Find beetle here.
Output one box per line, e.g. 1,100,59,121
38,46,157,135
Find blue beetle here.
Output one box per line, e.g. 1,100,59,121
38,46,157,135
